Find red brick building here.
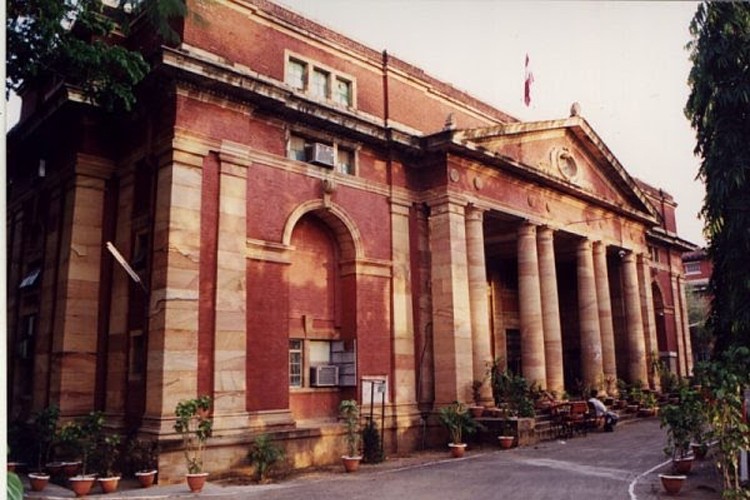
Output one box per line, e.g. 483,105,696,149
7,0,695,479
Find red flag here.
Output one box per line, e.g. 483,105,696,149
524,54,534,107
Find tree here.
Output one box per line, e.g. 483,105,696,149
6,0,186,112
685,2,750,354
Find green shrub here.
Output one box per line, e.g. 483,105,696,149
362,419,384,464
247,434,284,483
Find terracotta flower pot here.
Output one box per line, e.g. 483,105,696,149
498,436,515,449
186,472,209,493
673,456,694,474
135,470,158,488
691,443,708,460
69,476,96,497
341,455,362,473
469,406,485,418
45,461,66,477
449,443,467,458
7,462,23,473
637,408,656,418
28,472,50,492
63,461,82,477
659,474,686,495
98,476,121,494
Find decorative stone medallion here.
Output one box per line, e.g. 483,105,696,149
473,176,484,190
551,147,579,181
449,168,460,183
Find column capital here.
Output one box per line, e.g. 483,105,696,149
518,220,538,236
465,204,486,221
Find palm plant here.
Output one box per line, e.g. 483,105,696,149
437,401,481,444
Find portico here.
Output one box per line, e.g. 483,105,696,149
423,116,667,403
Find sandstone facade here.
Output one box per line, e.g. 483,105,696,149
7,0,695,481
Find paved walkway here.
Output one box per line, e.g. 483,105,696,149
21,419,722,499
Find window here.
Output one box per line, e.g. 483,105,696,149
648,245,660,263
286,59,307,91
289,136,308,162
129,330,146,381
311,68,330,99
288,134,356,174
684,262,701,275
285,54,355,107
288,339,356,388
289,339,303,387
336,148,355,175
18,314,36,360
333,77,352,106
131,232,149,270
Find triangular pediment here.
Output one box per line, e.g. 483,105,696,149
452,117,658,220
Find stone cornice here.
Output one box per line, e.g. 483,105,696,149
158,47,422,155
423,131,659,228
448,117,660,222
646,227,697,253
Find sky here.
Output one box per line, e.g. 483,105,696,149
276,0,705,247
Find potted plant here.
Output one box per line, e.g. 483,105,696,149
28,406,60,491
96,434,121,493
339,399,362,472
660,386,704,474
637,392,658,417
658,474,687,495
437,401,481,458
59,411,105,497
174,395,213,492
7,469,23,500
247,434,285,483
127,438,159,487
469,380,485,417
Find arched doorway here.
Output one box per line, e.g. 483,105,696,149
287,212,357,420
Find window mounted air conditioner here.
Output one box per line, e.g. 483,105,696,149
310,365,339,387
308,143,335,168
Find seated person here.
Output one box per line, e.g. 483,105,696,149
588,390,619,431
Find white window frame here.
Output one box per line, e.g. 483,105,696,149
287,131,358,176
684,262,701,275
289,339,304,388
288,338,356,388
285,58,307,91
284,51,356,108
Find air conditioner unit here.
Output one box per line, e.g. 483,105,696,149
310,365,339,387
308,143,335,168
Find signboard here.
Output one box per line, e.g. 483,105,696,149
361,376,387,407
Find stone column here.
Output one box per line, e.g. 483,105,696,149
466,206,494,405
212,150,251,431
537,226,564,396
517,222,546,388
670,274,686,377
429,198,473,404
677,276,694,376
50,155,114,414
391,199,417,406
623,252,648,384
638,254,660,390
577,239,604,389
593,241,617,387
143,154,202,434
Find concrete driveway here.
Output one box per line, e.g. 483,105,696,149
24,419,722,499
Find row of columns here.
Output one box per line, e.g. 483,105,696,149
517,221,650,392
429,197,658,403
